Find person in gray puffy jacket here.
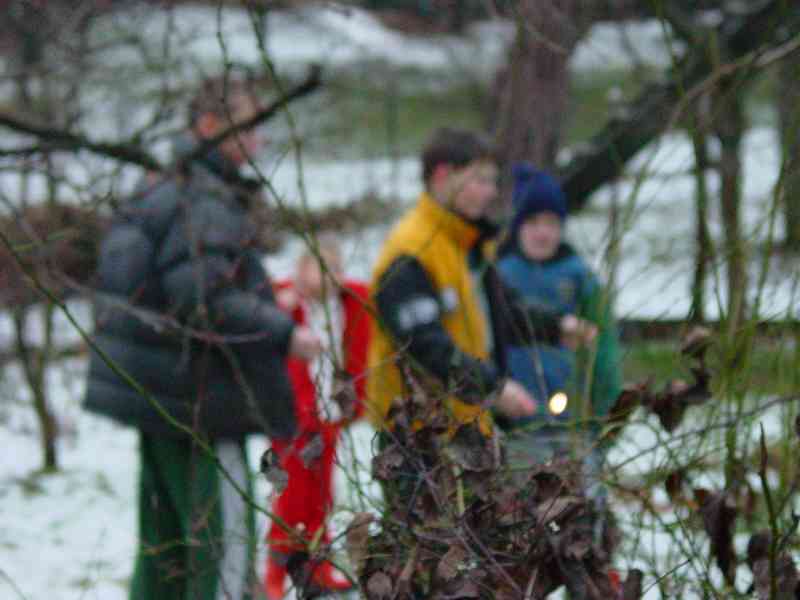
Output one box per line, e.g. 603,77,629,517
83,76,320,600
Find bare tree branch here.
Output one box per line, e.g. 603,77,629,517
0,112,163,170
560,0,800,211
0,65,323,172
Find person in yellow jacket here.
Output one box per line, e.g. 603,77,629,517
367,128,594,438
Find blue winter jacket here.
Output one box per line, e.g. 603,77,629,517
497,243,622,434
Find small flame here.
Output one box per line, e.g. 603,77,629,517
548,392,568,415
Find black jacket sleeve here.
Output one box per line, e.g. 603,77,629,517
485,265,561,348
374,256,501,404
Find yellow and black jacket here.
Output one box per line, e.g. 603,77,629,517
366,192,559,434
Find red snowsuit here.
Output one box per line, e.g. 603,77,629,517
265,279,370,589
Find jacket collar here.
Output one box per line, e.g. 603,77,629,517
195,146,261,192
173,133,261,203
513,241,575,266
417,191,481,250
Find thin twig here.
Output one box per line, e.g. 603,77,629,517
759,425,779,600
0,66,322,173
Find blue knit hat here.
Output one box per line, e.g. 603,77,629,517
510,163,568,230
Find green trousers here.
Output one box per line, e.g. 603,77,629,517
129,433,259,600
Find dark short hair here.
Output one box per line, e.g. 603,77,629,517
421,128,496,185
188,74,258,127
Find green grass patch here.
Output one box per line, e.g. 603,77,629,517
301,63,683,159
303,58,780,161
306,67,486,158
15,472,47,497
567,67,654,145
621,340,694,386
622,336,800,397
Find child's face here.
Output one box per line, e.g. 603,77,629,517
219,94,264,165
445,160,498,221
197,93,264,166
519,212,562,261
296,251,342,302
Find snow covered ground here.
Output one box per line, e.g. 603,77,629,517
2,342,790,599
0,359,378,600
1,3,797,600
91,3,676,78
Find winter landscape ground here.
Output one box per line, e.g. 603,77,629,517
1,4,797,600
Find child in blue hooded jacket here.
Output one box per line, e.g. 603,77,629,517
497,163,622,495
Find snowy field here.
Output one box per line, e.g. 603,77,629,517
1,4,798,600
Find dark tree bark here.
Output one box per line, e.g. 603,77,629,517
490,0,589,175
777,53,800,251
713,79,748,328
560,1,800,212
689,97,713,324
13,307,58,471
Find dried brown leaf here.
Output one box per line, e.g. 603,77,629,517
530,469,565,503
260,447,279,473
332,371,358,421
693,487,710,506
462,470,493,502
495,490,523,527
647,387,688,432
449,425,494,472
433,576,481,599
585,570,615,600
621,569,644,600
607,384,646,425
387,395,411,431
681,326,712,359
372,443,406,481
747,531,772,568
664,469,686,504
436,544,468,582
299,433,324,468
752,555,800,600
260,448,289,494
668,379,691,395
346,512,375,576
366,571,394,600
399,364,430,411
396,544,419,598
493,587,519,600
535,495,585,528
695,490,738,583
564,535,592,561
265,467,289,495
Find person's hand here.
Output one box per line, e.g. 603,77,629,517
493,379,537,418
559,314,598,350
289,326,322,360
276,287,299,312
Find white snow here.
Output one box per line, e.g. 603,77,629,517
0,353,377,600
92,4,674,76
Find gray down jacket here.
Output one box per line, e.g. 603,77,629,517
83,144,297,440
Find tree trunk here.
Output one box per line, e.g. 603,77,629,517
713,82,747,329
689,97,713,324
560,1,800,212
777,54,800,251
14,308,58,472
490,0,586,176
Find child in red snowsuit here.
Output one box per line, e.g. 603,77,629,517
264,238,371,599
